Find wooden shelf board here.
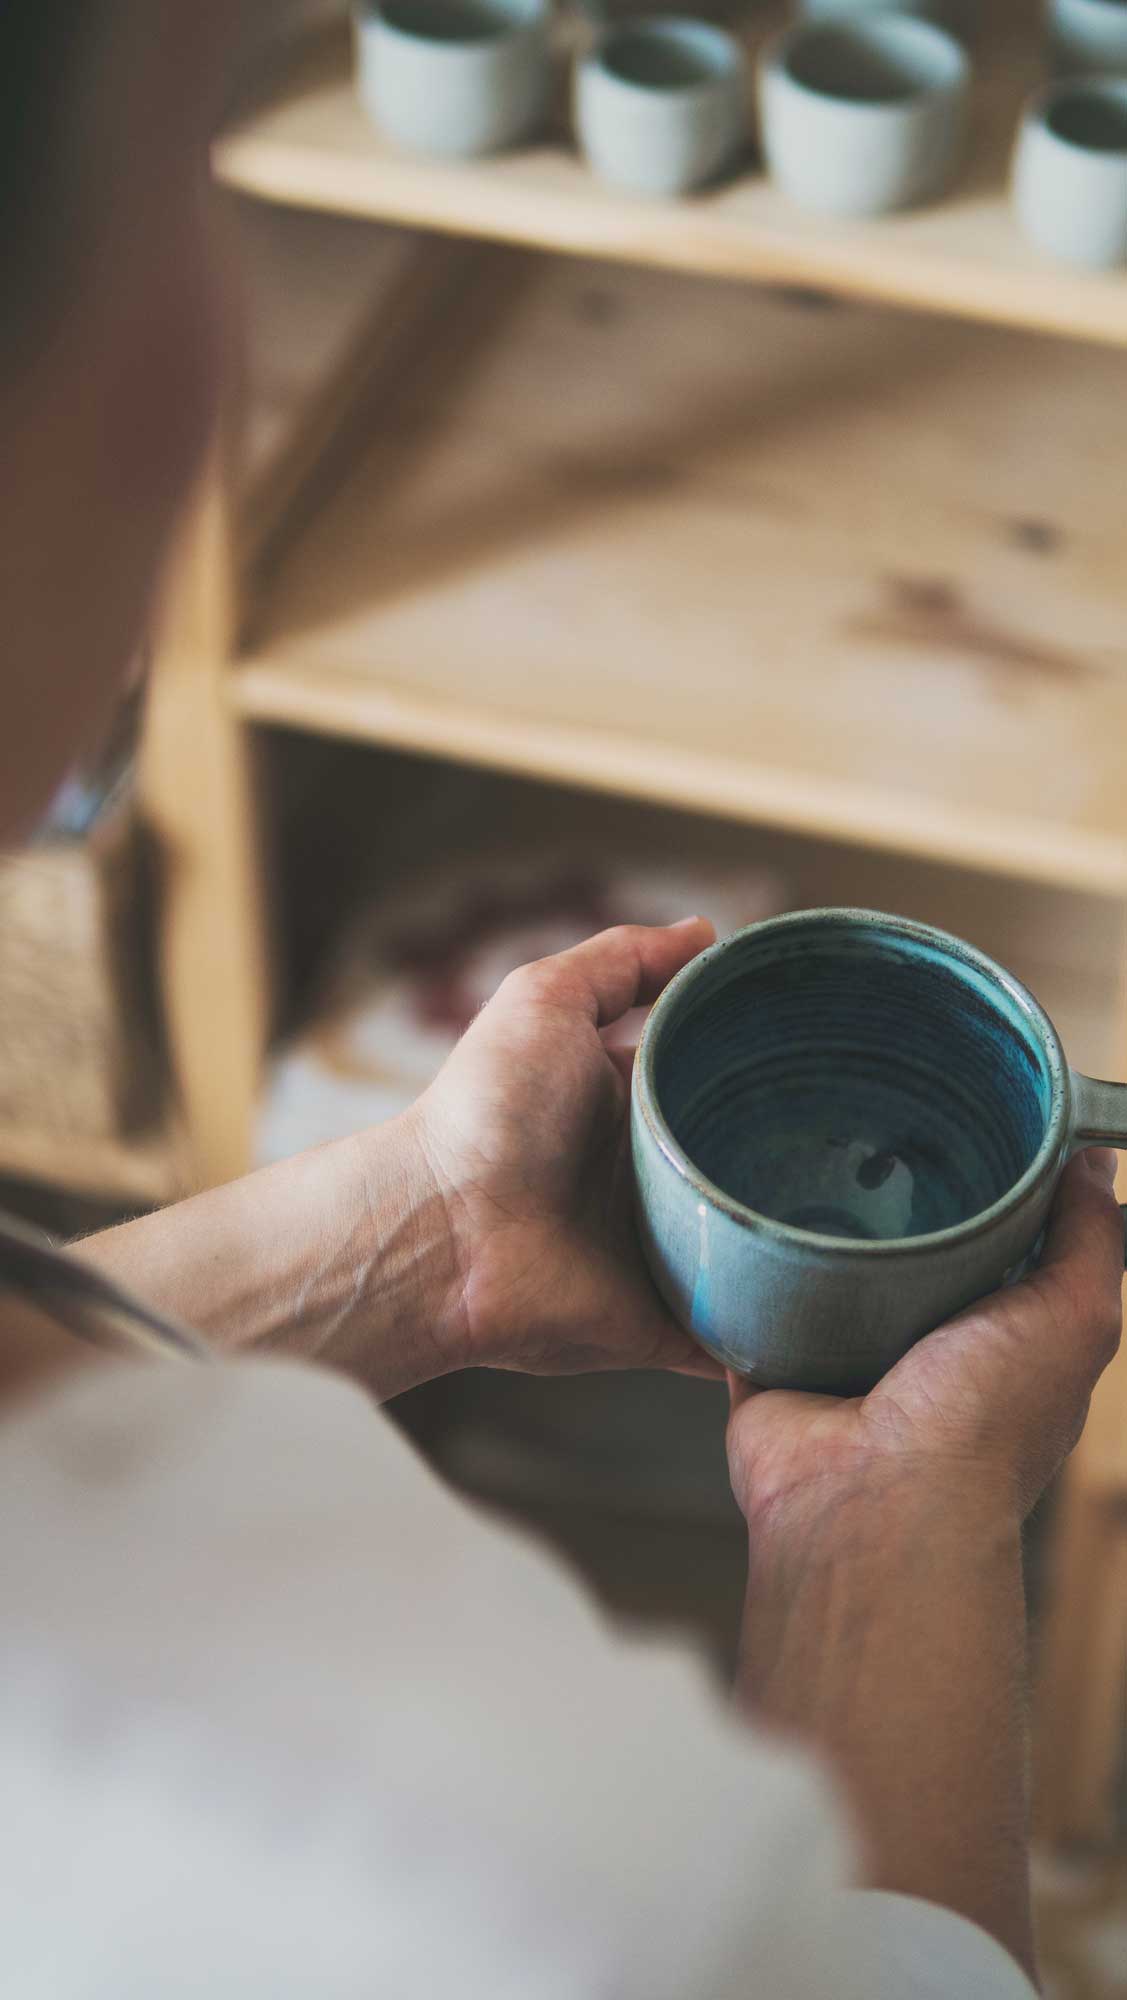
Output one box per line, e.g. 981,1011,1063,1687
234,658,1127,896
235,202,415,496
217,8,1127,349
232,251,1127,896
0,1120,188,1209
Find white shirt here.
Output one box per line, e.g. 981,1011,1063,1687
0,1360,1035,1997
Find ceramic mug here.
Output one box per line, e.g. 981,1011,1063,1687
355,0,550,159
799,0,966,31
758,13,969,216
1013,77,1127,266
575,17,748,198
1047,0,1127,76
632,909,1127,1394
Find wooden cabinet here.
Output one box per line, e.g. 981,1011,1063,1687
148,1,1127,1843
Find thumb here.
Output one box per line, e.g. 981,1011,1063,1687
493,919,716,1029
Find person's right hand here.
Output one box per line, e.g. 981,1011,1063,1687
727,1148,1124,1529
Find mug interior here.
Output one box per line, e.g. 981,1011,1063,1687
783,17,962,102
378,0,534,42
1044,81,1127,149
599,21,738,90
652,918,1056,1243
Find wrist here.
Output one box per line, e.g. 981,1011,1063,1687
738,1457,1022,1577
735,1459,1026,1756
728,1398,1024,1546
733,1460,1033,1980
309,1109,471,1397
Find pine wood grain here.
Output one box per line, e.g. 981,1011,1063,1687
232,250,1127,894
216,6,1127,349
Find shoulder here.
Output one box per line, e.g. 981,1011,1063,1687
0,1360,851,1997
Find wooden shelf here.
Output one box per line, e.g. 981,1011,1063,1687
232,247,1127,896
217,7,1127,349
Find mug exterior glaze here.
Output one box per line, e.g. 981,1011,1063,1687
1013,77,1127,268
575,18,747,198
1048,0,1127,77
632,909,1127,1393
758,14,969,217
356,0,550,159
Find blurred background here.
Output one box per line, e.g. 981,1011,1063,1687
2,3,1126,1990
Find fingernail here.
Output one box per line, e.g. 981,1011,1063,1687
1084,1147,1118,1187
673,914,706,930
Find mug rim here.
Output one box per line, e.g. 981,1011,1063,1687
635,906,1070,1261
1051,0,1127,18
762,13,968,113
584,16,746,99
1021,73,1127,155
365,0,548,48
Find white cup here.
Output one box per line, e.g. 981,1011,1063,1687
1013,76,1127,266
1047,0,1127,77
759,13,969,217
355,0,551,159
799,0,963,27
575,17,748,198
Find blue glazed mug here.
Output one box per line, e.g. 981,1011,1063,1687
632,909,1127,1393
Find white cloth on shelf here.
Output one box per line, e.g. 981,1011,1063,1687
256,855,781,1165
0,1360,1036,1998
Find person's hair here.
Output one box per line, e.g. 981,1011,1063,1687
1,2,104,349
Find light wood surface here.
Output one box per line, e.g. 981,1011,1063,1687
233,246,1127,895
0,1120,187,1208
233,201,401,493
217,7,1127,349
142,462,274,1186
1036,1480,1127,1847
238,221,485,585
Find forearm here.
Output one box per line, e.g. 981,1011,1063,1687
79,1112,465,1401
735,1477,1035,1982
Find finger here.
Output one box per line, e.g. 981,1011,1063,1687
727,1367,757,1412
498,919,716,1029
1039,1147,1121,1276
672,1353,728,1382
607,1045,638,1090
932,1148,1123,1411
1025,1148,1124,1372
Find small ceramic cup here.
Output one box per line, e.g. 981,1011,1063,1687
1013,77,1127,266
758,13,969,217
632,909,1127,1394
355,0,551,159
1047,0,1127,77
799,0,959,25
574,17,748,198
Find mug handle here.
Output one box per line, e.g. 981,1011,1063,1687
1069,1071,1127,1267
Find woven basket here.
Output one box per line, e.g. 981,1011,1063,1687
0,805,163,1145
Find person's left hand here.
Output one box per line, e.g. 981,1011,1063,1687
399,918,723,1379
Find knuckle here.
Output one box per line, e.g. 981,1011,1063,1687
591,922,642,959
1060,1269,1122,1370
500,959,557,1003
1037,1263,1083,1335
499,957,588,1016
1098,1298,1124,1366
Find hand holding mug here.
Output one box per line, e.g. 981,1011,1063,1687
633,909,1127,1393
727,1145,1123,1527
406,917,724,1378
